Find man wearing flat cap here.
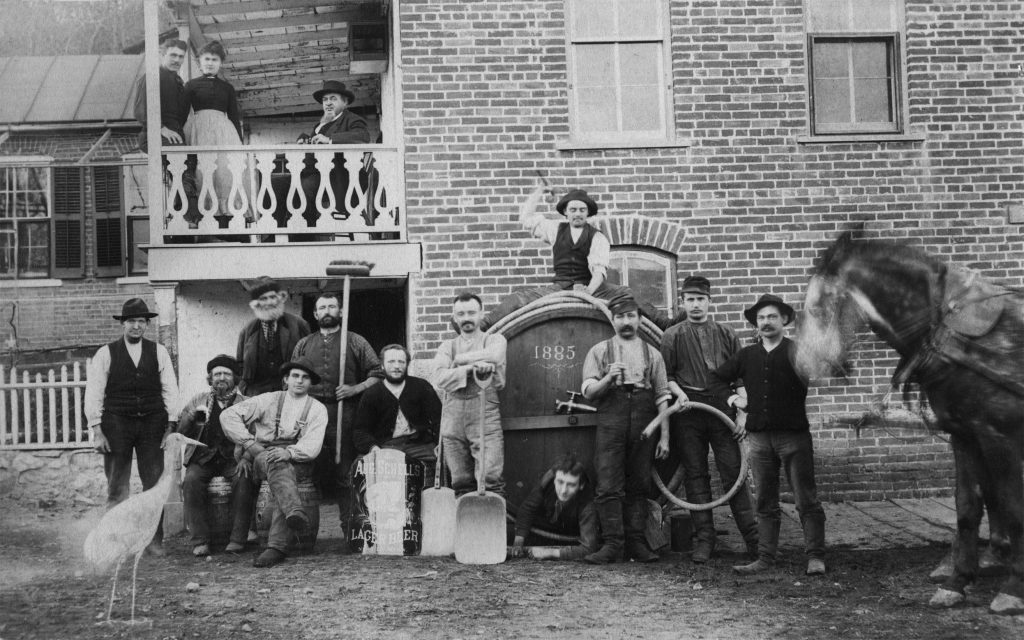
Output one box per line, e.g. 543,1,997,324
236,276,311,396
659,276,758,564
580,291,672,564
176,355,250,557
85,298,180,556
482,183,672,331
708,293,827,577
221,358,328,567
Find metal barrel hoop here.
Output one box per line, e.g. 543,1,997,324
647,401,749,512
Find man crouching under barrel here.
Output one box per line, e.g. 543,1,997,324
176,355,250,557
580,292,672,564
221,359,327,567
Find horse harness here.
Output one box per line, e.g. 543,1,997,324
892,266,1024,397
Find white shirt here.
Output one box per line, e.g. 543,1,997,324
84,338,180,428
522,214,610,281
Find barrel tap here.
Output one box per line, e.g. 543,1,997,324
555,390,597,415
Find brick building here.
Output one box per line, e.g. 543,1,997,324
3,0,1022,503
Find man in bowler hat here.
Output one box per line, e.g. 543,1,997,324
84,298,181,555
708,293,827,576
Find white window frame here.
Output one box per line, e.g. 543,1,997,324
607,246,677,315
564,0,675,146
0,158,53,280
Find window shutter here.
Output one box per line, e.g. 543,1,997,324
51,167,84,278
93,166,125,277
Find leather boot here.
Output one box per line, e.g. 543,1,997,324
689,507,716,563
729,487,759,558
623,501,659,563
583,500,624,565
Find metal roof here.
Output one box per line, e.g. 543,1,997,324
0,55,143,125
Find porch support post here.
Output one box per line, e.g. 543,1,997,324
144,0,164,253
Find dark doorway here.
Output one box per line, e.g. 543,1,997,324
301,284,406,355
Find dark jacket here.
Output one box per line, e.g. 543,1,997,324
708,337,810,432
133,66,187,152
308,110,371,144
352,376,442,454
236,312,311,395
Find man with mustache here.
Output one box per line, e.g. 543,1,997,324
431,292,507,497
708,294,826,576
176,355,250,557
581,292,671,564
236,276,311,396
291,293,382,536
84,298,180,556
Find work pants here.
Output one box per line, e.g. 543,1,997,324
181,456,252,546
313,400,361,524
252,450,310,553
100,411,167,544
747,430,826,561
440,388,505,497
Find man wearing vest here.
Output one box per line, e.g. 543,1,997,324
176,354,249,557
481,183,672,331
236,276,311,396
221,359,328,567
85,298,181,556
581,292,671,564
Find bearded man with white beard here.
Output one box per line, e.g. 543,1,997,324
236,276,311,396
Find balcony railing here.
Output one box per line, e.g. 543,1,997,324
161,144,404,241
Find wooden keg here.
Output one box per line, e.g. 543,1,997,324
254,465,321,552
205,476,234,545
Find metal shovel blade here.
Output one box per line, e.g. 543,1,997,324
454,491,507,565
420,486,457,556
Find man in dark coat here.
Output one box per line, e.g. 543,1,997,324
132,38,188,151
236,276,311,396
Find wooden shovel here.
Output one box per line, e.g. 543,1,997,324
419,438,456,556
454,369,507,565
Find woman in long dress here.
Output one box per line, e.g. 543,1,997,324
184,41,248,221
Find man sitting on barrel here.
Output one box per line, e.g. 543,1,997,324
176,355,250,557
221,358,327,568
509,455,600,561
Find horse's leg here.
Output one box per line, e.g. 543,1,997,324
983,436,1024,615
930,434,981,607
928,479,983,584
979,499,1011,576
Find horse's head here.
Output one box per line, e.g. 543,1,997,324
795,273,861,380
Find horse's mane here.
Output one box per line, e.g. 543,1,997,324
816,231,945,281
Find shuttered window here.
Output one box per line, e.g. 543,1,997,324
52,167,84,278
93,166,125,277
1,165,52,279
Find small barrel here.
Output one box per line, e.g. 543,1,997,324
205,476,235,545
669,511,693,552
255,474,321,553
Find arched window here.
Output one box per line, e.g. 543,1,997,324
606,247,676,316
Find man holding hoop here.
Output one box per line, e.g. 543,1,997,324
660,276,758,564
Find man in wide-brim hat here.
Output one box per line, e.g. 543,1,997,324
84,298,181,556
480,181,673,331
709,293,827,577
304,80,370,145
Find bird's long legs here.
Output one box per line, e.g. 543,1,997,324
106,556,125,622
130,551,143,623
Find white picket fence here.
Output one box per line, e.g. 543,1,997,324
0,362,90,450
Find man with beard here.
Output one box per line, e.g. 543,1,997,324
85,298,180,556
581,292,671,564
431,292,507,497
236,276,311,396
481,183,672,331
353,344,441,467
176,355,250,557
291,293,383,534
708,294,826,576
659,275,758,564
221,359,328,567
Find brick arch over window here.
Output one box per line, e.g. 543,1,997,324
592,215,689,255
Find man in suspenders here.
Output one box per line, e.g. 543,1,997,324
581,292,672,564
221,359,328,567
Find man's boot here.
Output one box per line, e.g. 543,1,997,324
689,507,716,564
583,500,624,565
729,489,759,559
623,501,658,563
734,517,779,574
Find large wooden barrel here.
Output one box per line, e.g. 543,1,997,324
255,467,321,553
205,476,235,545
494,296,664,535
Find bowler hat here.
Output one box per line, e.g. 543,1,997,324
555,189,598,217
313,80,355,104
113,298,158,321
241,276,282,300
744,293,795,326
207,354,241,375
280,359,322,386
607,291,639,315
680,275,711,296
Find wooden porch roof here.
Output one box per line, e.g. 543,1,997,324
180,0,385,118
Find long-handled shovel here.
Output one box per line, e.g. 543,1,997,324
420,438,456,556
454,370,506,564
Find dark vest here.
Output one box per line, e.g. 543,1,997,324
552,222,596,284
195,399,234,463
253,325,283,387
103,338,164,417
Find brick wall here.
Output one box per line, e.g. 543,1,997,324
399,0,1024,498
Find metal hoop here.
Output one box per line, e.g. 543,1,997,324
648,401,749,512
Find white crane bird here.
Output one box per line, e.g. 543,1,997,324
83,432,205,623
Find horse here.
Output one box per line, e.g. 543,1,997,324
794,230,1023,615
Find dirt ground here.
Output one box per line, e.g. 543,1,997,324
1,499,1022,640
